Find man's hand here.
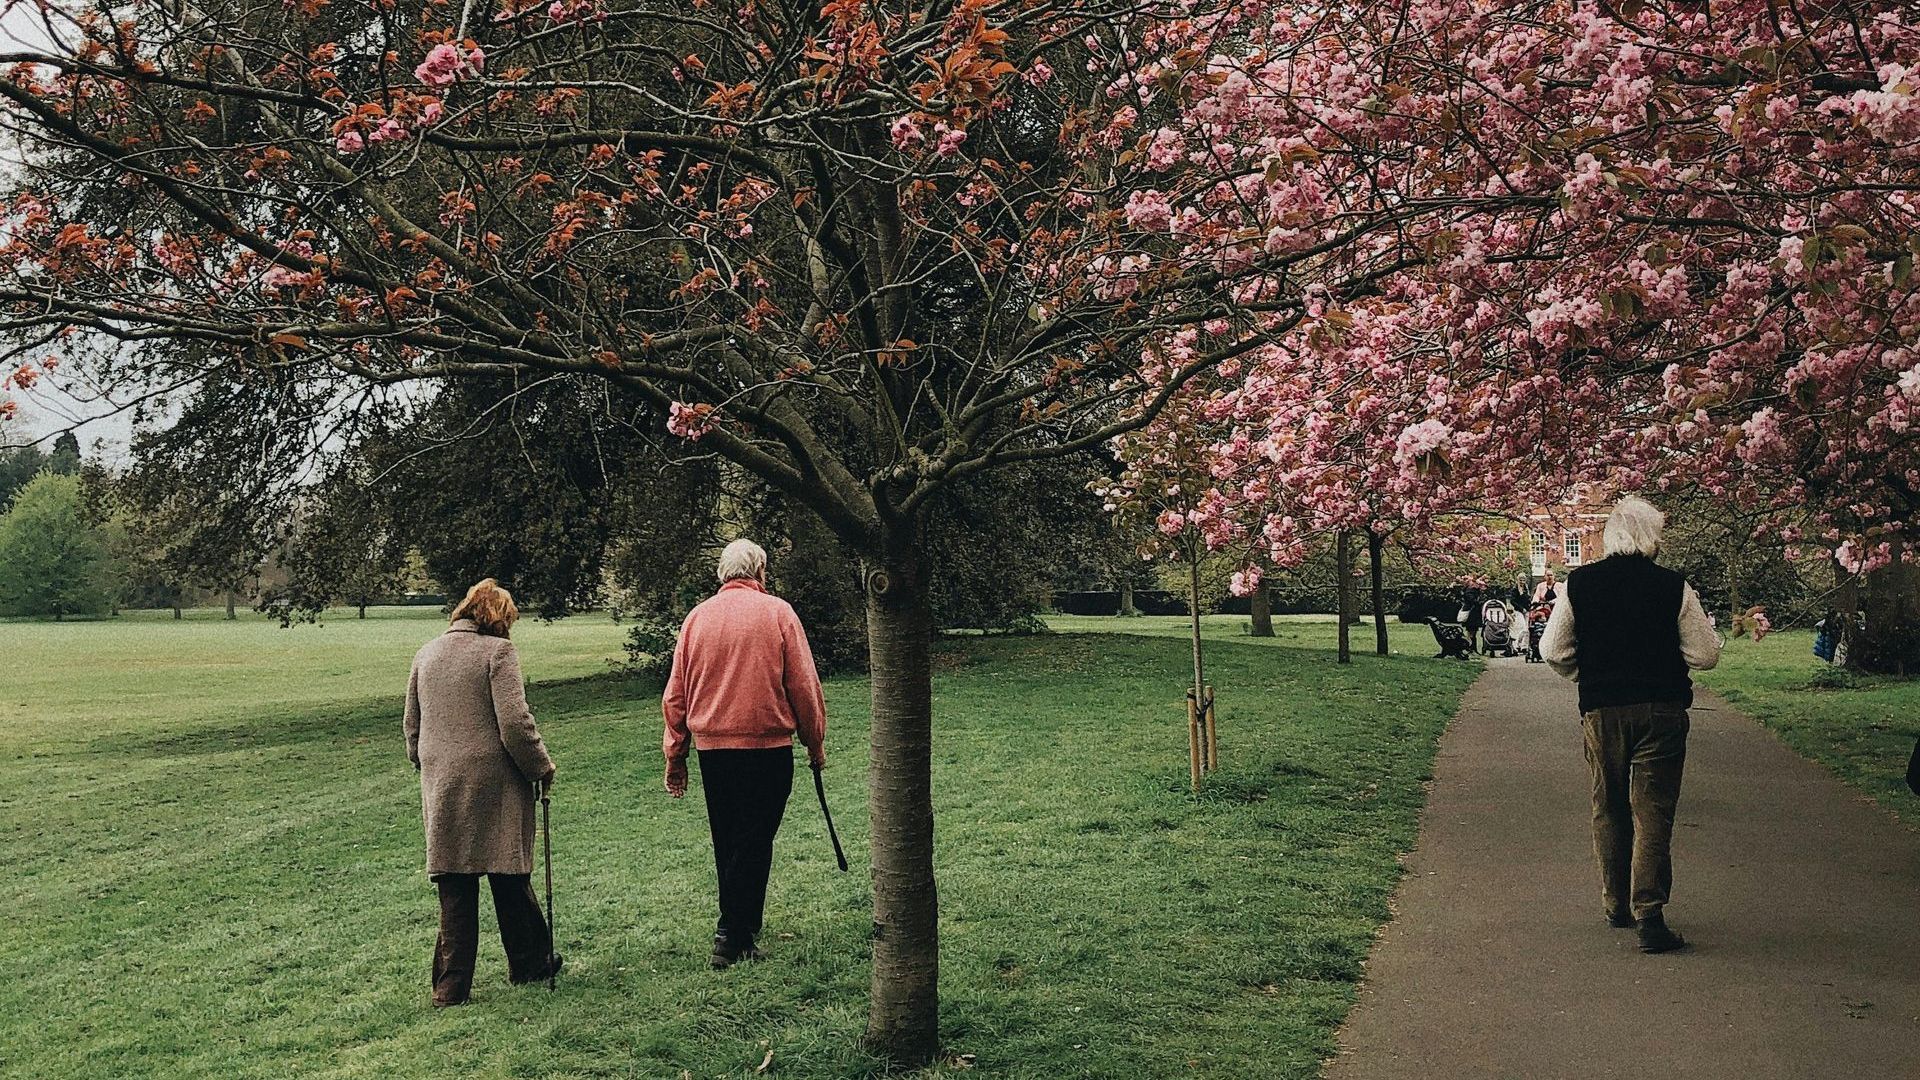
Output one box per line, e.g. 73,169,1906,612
665,757,688,798
808,750,826,771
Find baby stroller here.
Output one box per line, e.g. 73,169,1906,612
1479,599,1517,657
1525,602,1553,663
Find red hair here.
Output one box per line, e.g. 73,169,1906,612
450,578,519,638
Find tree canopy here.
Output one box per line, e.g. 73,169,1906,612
0,471,113,618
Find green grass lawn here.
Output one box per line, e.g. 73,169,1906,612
1,609,1474,1079
1699,630,1920,828
1042,613,1432,656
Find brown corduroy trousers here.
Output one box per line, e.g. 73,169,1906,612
431,872,552,1006
1582,703,1690,922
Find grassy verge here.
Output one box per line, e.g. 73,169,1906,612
1,613,1473,1078
1699,630,1920,827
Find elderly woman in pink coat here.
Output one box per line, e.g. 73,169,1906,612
405,578,560,1006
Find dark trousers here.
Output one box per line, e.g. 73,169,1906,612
698,746,793,945
432,872,552,1005
1582,704,1690,921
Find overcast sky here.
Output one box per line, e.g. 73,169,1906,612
1,2,138,458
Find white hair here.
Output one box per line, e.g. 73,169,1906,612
1603,496,1665,558
716,538,768,583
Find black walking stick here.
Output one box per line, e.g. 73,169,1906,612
540,780,555,991
812,764,849,872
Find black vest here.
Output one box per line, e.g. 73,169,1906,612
1565,555,1692,713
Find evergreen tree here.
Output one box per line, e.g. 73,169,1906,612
0,446,45,509
46,431,81,476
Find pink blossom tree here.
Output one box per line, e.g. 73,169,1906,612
1111,0,1918,668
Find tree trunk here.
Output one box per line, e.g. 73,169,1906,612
1336,531,1353,664
1118,579,1137,617
1369,532,1389,656
358,601,368,619
1188,552,1206,702
1851,552,1920,675
862,536,939,1066
171,604,182,620
225,591,237,620
1834,557,1860,666
1249,581,1274,637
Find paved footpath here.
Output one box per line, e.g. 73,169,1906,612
1327,658,1920,1080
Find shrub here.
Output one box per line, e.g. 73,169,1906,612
622,618,679,681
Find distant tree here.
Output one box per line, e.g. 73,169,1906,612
46,431,81,476
78,465,182,617
274,473,412,619
0,446,46,508
925,457,1112,634
370,379,720,618
1658,493,1820,625
103,513,190,618
0,472,113,619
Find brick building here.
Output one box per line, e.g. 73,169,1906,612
1522,488,1611,577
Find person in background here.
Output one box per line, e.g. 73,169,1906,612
1541,498,1721,954
1533,568,1560,606
1511,572,1533,611
663,539,828,968
1462,587,1485,652
405,578,560,1006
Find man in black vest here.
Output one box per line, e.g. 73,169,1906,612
1540,496,1722,953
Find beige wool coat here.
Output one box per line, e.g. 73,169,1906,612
404,620,556,876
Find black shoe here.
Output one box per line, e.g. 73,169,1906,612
711,934,757,969
1606,910,1636,929
511,952,563,984
1637,915,1686,953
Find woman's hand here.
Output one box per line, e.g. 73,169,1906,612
664,757,688,798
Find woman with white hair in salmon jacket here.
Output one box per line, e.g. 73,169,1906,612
662,538,828,968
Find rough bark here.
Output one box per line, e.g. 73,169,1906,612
1851,555,1920,676
1336,531,1353,664
1249,582,1274,637
1118,580,1137,618
1369,532,1389,656
225,591,237,620
862,533,939,1065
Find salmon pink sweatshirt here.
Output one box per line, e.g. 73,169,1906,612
662,579,827,766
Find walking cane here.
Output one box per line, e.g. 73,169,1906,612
812,764,849,872
540,779,555,991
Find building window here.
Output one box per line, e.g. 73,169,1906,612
1530,530,1548,574
1564,532,1582,566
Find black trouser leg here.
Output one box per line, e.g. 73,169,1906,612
433,873,480,1005
487,873,554,983
698,746,795,945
